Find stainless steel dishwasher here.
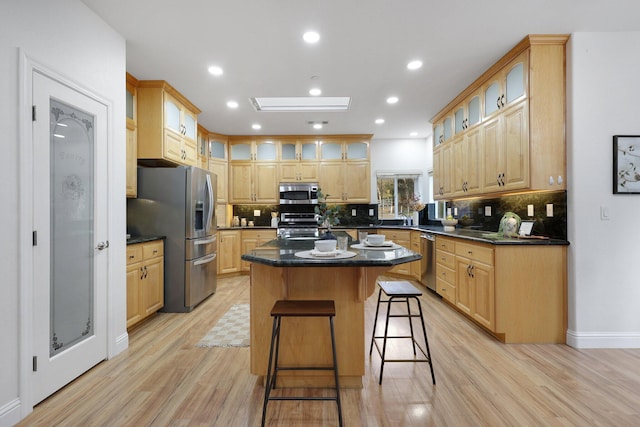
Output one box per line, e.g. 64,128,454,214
420,233,436,292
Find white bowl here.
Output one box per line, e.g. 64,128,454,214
366,234,386,246
441,218,458,227
314,239,337,252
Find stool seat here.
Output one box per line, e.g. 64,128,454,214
378,280,422,297
270,300,336,317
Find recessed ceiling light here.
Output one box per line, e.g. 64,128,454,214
303,31,320,43
313,123,323,129
252,124,261,130
375,118,385,124
309,88,322,96
386,96,399,104
410,132,418,137
208,65,223,76
226,101,238,109
407,60,423,70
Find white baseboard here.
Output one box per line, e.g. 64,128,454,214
566,330,640,348
0,398,22,427
112,332,129,358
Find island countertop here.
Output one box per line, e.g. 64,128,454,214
240,233,421,267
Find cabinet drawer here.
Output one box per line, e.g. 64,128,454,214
437,278,455,304
379,229,411,242
436,263,456,285
143,240,164,260
455,241,493,265
242,229,276,241
436,237,455,253
436,249,456,269
127,245,143,265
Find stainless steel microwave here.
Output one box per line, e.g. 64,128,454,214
279,182,319,204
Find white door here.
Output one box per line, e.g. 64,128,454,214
31,71,109,404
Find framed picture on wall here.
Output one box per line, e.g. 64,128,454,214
613,135,640,194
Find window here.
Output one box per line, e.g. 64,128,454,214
376,172,422,219
428,170,445,219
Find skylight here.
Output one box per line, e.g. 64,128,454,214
250,97,351,112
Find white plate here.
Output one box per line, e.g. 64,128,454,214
294,250,357,259
350,243,403,251
364,240,394,247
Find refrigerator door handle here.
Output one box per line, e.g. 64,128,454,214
193,253,217,266
205,173,214,233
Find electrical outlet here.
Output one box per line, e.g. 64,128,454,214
253,209,261,217
368,209,374,216
484,206,491,216
454,207,458,216
546,204,554,217
351,209,357,216
527,204,534,217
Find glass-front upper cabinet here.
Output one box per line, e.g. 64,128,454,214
433,122,444,146
230,140,277,161
483,50,528,119
280,140,318,161
320,140,343,160
467,95,481,127
345,140,368,160
255,140,277,161
209,139,227,160
164,95,181,134
454,106,465,134
229,141,252,161
443,117,453,142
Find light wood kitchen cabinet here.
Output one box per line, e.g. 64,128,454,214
126,73,138,198
229,139,278,204
431,34,569,200
278,139,319,182
376,229,412,276
217,229,241,275
318,136,371,203
433,142,453,200
454,241,495,331
208,134,228,204
240,229,276,272
136,80,200,167
453,125,483,196
435,236,456,304
436,235,567,343
126,240,164,329
197,124,209,170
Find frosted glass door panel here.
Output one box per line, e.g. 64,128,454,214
281,142,296,160
230,143,251,160
468,96,480,126
506,63,525,103
126,89,134,120
454,107,465,133
256,142,276,160
49,99,95,356
321,142,342,160
183,113,196,140
434,123,443,145
484,82,500,116
346,142,368,160
164,98,180,133
443,117,452,141
210,141,226,159
301,142,317,160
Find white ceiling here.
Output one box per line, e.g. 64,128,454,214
82,0,640,140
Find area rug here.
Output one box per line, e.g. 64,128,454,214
196,303,250,348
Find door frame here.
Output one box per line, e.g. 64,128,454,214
17,50,124,416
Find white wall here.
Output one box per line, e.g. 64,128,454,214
566,32,640,348
370,138,433,202
0,1,126,425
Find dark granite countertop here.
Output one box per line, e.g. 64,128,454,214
241,231,421,267
127,235,166,245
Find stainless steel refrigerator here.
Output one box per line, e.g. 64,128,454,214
127,166,217,312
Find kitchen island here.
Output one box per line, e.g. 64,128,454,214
241,234,420,388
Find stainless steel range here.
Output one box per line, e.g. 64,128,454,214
277,182,320,239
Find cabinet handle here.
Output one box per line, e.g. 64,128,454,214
501,94,505,107
496,97,501,109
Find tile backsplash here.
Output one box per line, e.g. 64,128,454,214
446,190,567,240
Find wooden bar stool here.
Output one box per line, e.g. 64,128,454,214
369,280,436,385
261,300,343,427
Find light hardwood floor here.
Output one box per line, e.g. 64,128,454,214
18,275,640,426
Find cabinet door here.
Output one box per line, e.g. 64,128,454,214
440,143,453,197
344,162,369,202
255,141,277,161
210,140,227,160
229,163,254,203
126,263,142,328
182,139,198,166
126,124,137,198
142,257,164,316
345,141,368,160
453,136,466,196
164,94,181,135
504,52,528,105
454,106,465,135
455,258,472,316
443,116,453,142
467,94,481,127
182,109,197,142
465,126,483,195
230,141,252,161
279,163,299,182
433,122,444,146
481,115,503,193
300,140,319,161
318,163,344,202
279,141,297,161
241,237,258,272
218,230,240,274
298,163,319,181
471,262,495,330
483,80,501,118
209,160,227,203
254,163,278,203
502,100,529,190
320,141,343,161
163,129,184,164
